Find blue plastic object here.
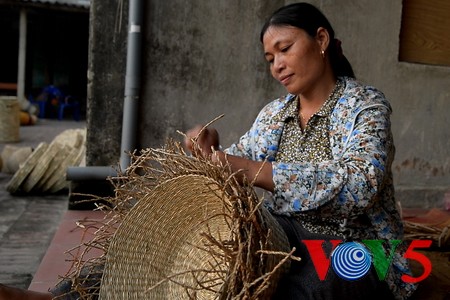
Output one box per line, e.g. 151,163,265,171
30,85,80,121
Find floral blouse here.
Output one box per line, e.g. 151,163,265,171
224,77,416,299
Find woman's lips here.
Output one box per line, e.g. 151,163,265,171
279,74,293,86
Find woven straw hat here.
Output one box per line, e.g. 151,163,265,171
61,139,295,299
99,174,291,300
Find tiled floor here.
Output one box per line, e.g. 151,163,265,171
0,188,68,289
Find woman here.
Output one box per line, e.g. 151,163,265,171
186,3,416,299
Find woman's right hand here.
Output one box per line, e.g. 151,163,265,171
184,125,220,157
184,125,274,191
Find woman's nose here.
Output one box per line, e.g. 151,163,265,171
272,56,285,73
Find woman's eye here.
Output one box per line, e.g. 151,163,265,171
265,56,274,64
281,45,291,52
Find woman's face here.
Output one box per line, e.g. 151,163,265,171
262,25,326,96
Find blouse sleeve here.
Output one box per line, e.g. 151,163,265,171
224,128,255,160
271,104,394,218
224,99,286,162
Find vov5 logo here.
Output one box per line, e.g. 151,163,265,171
303,240,432,283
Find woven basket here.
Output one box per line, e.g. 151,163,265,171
0,96,20,142
99,174,290,300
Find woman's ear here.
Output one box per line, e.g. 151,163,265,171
315,27,330,51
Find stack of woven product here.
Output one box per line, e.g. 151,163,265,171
4,128,86,194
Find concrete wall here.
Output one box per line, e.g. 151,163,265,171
86,0,127,166
139,0,285,147
87,0,450,208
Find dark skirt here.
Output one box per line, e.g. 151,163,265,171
271,215,396,300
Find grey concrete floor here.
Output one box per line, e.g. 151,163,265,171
0,119,86,289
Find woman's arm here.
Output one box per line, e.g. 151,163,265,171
212,151,275,191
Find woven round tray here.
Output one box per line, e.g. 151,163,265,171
6,143,48,194
42,130,86,193
48,144,85,193
21,141,62,193
52,128,86,148
34,144,70,191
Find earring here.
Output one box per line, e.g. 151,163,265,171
321,50,325,58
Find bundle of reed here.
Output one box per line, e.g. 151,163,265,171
403,220,450,249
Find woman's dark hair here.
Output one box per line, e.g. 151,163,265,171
260,2,355,78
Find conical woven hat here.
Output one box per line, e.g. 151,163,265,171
99,174,290,300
